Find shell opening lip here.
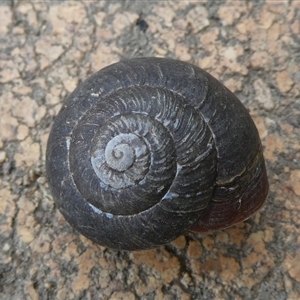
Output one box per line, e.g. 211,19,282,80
190,159,269,233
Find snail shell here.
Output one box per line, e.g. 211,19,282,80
46,57,269,250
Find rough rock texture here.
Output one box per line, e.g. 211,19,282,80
0,1,299,299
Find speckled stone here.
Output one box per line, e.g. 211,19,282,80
0,1,300,299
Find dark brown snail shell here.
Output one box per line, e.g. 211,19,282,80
46,57,269,251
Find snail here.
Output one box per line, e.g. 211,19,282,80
46,57,269,251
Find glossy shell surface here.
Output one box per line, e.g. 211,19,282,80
46,58,268,250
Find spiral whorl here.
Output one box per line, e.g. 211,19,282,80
65,84,217,246
46,57,268,250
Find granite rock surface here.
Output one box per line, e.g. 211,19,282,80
0,1,300,299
